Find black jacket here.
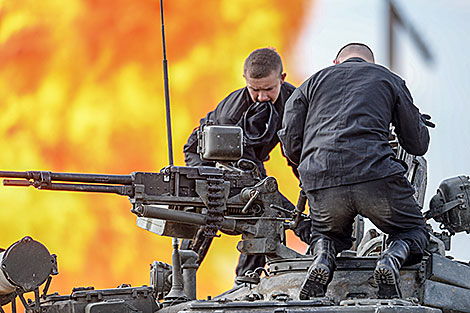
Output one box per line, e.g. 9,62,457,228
184,82,296,177
278,58,430,191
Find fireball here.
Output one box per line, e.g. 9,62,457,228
0,0,311,300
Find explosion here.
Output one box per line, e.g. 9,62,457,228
0,0,311,301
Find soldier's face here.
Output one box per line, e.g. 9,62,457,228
244,71,286,103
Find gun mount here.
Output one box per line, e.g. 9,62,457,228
0,166,304,261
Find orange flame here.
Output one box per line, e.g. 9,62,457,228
0,0,312,304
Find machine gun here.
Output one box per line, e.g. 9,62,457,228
0,125,305,262
0,124,309,313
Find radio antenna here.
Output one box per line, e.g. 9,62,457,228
159,0,174,166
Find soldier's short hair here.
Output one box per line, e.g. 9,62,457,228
336,43,375,63
243,48,283,79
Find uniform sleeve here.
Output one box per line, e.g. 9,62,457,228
277,88,308,166
183,89,247,166
392,80,430,156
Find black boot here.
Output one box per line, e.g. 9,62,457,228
374,239,410,299
299,238,336,299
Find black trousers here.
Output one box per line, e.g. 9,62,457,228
306,174,429,265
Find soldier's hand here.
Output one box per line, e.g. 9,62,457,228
420,113,435,128
293,219,312,244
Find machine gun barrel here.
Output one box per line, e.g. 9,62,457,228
0,170,134,196
0,170,132,184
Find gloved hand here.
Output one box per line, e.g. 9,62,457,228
420,113,435,128
293,218,312,244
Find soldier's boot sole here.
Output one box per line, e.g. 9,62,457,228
374,264,401,299
299,264,329,300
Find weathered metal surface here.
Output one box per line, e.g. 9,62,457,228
40,286,158,313
234,257,422,303
198,125,243,161
422,280,470,313
428,254,470,290
184,299,441,313
1,236,56,293
427,175,470,234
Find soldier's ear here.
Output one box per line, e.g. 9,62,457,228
280,73,287,82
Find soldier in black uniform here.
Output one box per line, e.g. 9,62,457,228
183,48,299,281
278,43,430,299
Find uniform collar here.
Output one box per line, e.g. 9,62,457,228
343,57,367,63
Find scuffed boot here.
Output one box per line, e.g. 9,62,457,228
299,238,336,299
374,239,410,299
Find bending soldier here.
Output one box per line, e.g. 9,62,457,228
183,48,299,280
278,43,430,299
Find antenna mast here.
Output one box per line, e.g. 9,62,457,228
157,3,186,302
159,0,174,166
386,0,433,72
